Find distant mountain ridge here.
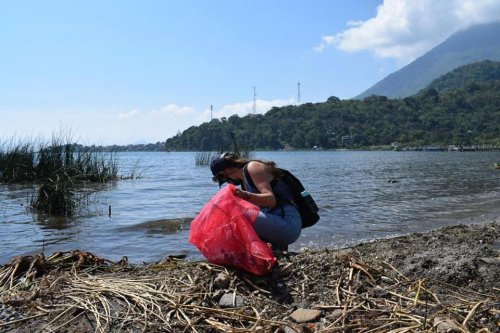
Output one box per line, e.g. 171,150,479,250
356,21,500,99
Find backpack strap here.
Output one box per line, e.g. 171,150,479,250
242,164,255,190
243,164,285,217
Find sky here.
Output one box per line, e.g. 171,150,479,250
1,0,500,145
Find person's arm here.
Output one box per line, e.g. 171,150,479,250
235,161,276,207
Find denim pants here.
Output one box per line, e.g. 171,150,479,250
252,204,301,247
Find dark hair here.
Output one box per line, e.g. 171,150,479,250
210,152,279,185
215,153,277,173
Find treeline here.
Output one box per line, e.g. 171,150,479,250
165,80,500,151
74,142,166,152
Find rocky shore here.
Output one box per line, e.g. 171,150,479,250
0,221,499,332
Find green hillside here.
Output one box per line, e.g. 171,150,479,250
356,21,500,99
427,60,500,92
165,79,500,151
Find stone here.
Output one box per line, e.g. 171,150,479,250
218,293,245,308
290,308,322,323
283,326,299,333
213,272,230,289
480,256,500,264
433,317,461,333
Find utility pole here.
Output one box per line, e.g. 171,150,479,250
253,86,257,114
210,105,213,121
297,82,301,105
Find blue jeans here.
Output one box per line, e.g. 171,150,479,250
253,204,301,247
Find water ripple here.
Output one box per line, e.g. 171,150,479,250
1,151,499,264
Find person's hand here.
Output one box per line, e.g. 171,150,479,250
234,188,251,200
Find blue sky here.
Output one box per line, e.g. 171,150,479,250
2,0,500,145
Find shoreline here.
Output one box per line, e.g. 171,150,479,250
1,220,499,332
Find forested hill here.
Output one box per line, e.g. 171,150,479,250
427,60,500,92
165,80,500,151
356,21,500,99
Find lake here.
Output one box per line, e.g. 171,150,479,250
1,151,499,265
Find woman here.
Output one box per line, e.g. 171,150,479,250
210,152,301,249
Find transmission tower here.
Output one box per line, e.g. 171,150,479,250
253,86,257,114
297,82,301,105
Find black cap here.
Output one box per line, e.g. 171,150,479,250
210,153,232,186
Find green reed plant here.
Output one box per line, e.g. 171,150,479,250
30,181,76,216
0,139,37,183
1,134,120,216
34,139,118,183
195,149,255,168
0,140,118,184
195,151,220,166
195,133,255,167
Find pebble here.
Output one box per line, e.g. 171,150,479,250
290,308,322,323
433,316,461,333
283,326,299,333
218,293,245,308
214,272,230,289
0,302,24,323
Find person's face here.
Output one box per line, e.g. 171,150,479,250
215,167,241,185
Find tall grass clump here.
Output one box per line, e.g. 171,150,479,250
35,142,118,183
0,134,119,216
195,149,254,167
195,132,255,166
0,139,37,182
0,137,118,184
195,151,220,166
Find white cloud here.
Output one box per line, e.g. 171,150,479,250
111,104,199,143
153,104,195,116
203,98,295,120
346,20,364,28
119,104,195,121
119,109,140,119
316,0,500,63
314,35,339,52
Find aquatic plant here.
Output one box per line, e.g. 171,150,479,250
0,138,118,184
0,139,37,182
0,134,120,216
195,151,220,166
195,134,254,167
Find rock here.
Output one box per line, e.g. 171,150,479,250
370,287,390,298
381,276,393,283
433,316,462,333
214,272,230,289
330,309,344,319
218,293,245,308
479,256,500,264
283,327,299,333
290,308,322,323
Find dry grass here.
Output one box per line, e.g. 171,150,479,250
0,247,498,333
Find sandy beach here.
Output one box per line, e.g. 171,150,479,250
0,218,498,332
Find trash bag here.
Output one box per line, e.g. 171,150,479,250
189,184,276,276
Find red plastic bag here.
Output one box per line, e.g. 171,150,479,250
189,184,276,275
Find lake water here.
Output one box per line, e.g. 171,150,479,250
1,151,500,265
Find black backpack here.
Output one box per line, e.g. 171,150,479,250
243,166,319,228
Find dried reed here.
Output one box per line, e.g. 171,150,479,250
0,249,497,332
